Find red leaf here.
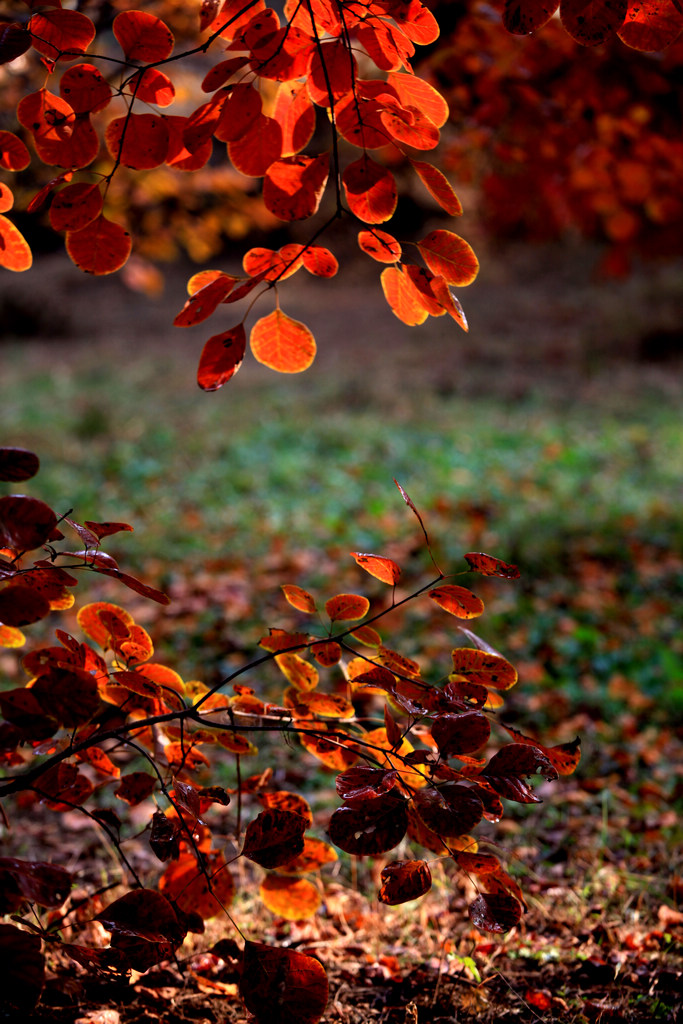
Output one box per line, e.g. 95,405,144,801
0,495,57,552
214,83,262,142
65,215,131,275
160,850,235,917
97,889,185,972
351,552,401,585
560,0,629,45
112,11,174,62
0,447,39,482
0,131,31,171
174,274,236,326
263,154,329,220
273,79,316,156
105,113,170,170
0,923,45,1008
91,566,170,604
335,766,400,805
388,73,449,127
0,857,72,908
380,104,440,151
378,860,431,905
197,325,247,391
29,10,95,62
250,309,316,373
308,38,355,103
464,552,520,579
500,725,581,776
431,711,491,758
412,785,484,837
618,0,683,49
228,113,282,176
130,67,175,107
328,793,408,855
242,808,307,867
469,892,523,932
503,0,560,33
357,229,401,263
410,159,463,216
241,941,329,1024
115,771,157,806
59,63,111,114
311,640,342,665
49,182,102,232
0,23,32,66
429,585,484,619
343,156,397,223
417,229,479,286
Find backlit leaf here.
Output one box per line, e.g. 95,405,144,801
308,38,355,103
77,601,133,649
243,244,303,281
343,156,398,223
378,860,431,905
260,874,321,919
311,640,342,666
112,11,174,62
286,690,355,718
197,325,247,391
59,63,111,114
228,113,282,176
380,105,440,150
263,154,329,220
325,593,370,622
258,791,313,827
160,851,235,918
299,723,361,770
49,182,102,232
0,624,25,647
302,246,338,277
65,215,131,275
417,230,479,286
242,808,307,868
0,215,32,271
174,274,235,326
349,624,382,647
130,67,175,107
618,0,683,48
241,941,329,1024
481,743,558,802
468,893,523,933
0,131,31,171
450,648,518,690
357,229,401,263
29,10,96,62
381,265,428,326
105,114,169,170
83,520,133,539
273,79,316,156
410,159,463,215
500,725,581,776
259,628,309,652
250,309,316,373
429,585,484,619
276,651,319,691
351,552,401,585
277,836,337,873
388,74,449,127
281,584,317,613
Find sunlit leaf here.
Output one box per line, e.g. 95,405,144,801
59,63,111,114
49,182,102,232
260,874,322,919
112,10,174,62
618,0,683,48
76,602,134,649
410,159,462,215
0,215,32,272
250,309,316,373
273,79,316,156
351,552,401,585
129,67,175,107
417,230,479,286
380,266,429,326
160,851,235,918
258,791,313,827
0,624,25,647
281,584,316,613
105,114,170,170
0,131,31,171
464,552,521,579
276,651,319,691
500,725,581,776
65,215,131,275
263,153,329,220
29,9,96,62
241,941,329,1024
174,274,235,327
310,640,342,666
277,836,337,873
429,585,484,619
299,723,361,770
228,113,282,176
357,229,402,263
302,246,338,277
450,648,517,690
388,74,449,127
343,156,398,223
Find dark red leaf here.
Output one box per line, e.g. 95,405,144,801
0,495,58,552
0,857,72,909
378,859,431,905
335,766,400,805
464,552,521,579
242,808,307,867
431,711,491,758
197,325,247,391
468,892,523,932
241,941,329,1024
97,889,186,972
0,447,39,482
328,792,407,855
0,923,45,1008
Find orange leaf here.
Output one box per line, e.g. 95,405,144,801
349,624,382,647
76,602,134,649
263,154,329,220
380,265,428,326
302,246,338,277
228,113,282,176
260,874,321,920
450,648,518,690
343,156,397,223
410,159,463,216
311,640,342,666
258,791,313,826
464,552,520,579
160,851,235,919
49,182,102,232
351,552,401,585
0,214,32,271
281,584,316,613
197,325,246,391
112,10,174,62
429,585,484,619
277,835,337,873
308,38,355,104
250,309,316,373
273,79,316,156
242,808,307,868
105,113,170,170
66,215,131,274
0,130,31,171
276,652,319,691
417,230,479,286
29,9,95,62
243,244,303,281
380,104,440,150
388,73,449,127
325,593,370,622
299,723,361,770
357,229,401,263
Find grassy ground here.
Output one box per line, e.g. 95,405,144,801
1,242,682,1020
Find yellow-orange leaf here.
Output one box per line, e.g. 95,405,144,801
325,593,370,622
357,229,401,263
380,266,428,326
429,585,484,619
410,159,463,216
250,309,316,373
281,584,316,613
260,874,321,920
450,648,518,690
351,552,401,585
276,652,319,691
278,836,337,873
0,214,32,271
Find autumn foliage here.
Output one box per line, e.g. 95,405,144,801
0,447,581,1018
